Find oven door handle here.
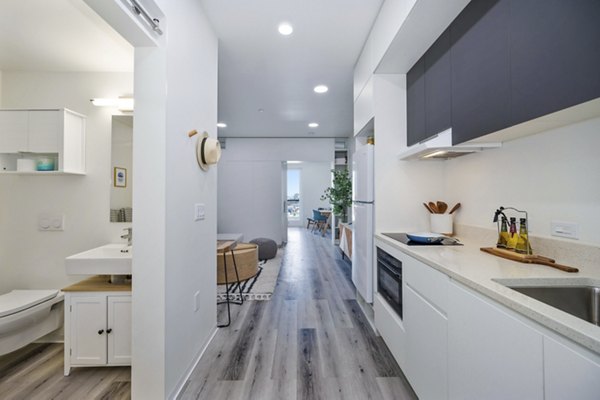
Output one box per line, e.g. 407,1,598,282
378,260,401,280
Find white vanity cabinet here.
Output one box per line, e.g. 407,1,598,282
0,108,86,174
63,277,131,376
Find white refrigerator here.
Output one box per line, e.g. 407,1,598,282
351,144,374,303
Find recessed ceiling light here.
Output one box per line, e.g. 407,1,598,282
258,108,264,113
278,22,293,36
308,122,319,128
314,85,328,94
216,122,227,128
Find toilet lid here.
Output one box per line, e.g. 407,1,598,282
0,290,59,318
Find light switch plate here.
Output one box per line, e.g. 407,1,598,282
39,214,64,231
551,221,579,240
194,203,205,221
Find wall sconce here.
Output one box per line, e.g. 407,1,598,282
90,97,134,112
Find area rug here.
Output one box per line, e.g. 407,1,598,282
217,248,283,301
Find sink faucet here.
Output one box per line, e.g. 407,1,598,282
121,227,133,247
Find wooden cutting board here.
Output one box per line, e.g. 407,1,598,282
480,247,579,273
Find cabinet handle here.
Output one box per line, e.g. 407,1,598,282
98,329,104,335
107,328,112,334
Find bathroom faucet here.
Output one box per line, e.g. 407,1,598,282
121,227,133,247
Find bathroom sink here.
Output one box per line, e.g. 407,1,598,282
65,244,132,275
507,285,600,326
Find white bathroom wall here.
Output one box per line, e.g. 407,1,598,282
129,0,219,398
110,117,133,210
444,116,600,246
218,138,334,242
0,71,133,295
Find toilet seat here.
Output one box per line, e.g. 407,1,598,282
0,290,59,318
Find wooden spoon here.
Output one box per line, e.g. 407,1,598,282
423,202,434,213
437,201,448,214
428,201,439,214
449,203,461,214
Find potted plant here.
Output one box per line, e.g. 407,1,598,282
320,169,352,222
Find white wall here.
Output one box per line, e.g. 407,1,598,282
297,162,332,226
110,117,133,210
444,116,600,245
0,71,133,295
131,1,219,399
218,138,334,242
372,74,444,232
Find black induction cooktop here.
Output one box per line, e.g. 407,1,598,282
382,233,463,246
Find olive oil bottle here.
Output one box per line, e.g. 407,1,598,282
515,218,533,254
496,216,510,248
506,217,519,250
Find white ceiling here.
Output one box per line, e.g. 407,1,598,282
201,0,383,138
0,0,133,72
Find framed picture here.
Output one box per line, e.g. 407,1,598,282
114,167,127,188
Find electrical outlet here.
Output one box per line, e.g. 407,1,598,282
38,214,64,231
194,291,200,312
551,221,579,240
194,203,205,221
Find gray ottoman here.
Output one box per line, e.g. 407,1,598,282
249,238,278,261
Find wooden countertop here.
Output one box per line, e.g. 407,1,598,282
62,275,131,292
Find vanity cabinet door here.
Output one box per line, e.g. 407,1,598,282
70,295,108,366
28,111,61,153
107,295,132,365
0,111,28,153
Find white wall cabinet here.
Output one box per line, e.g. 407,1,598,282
354,77,374,136
447,281,544,400
0,108,86,174
64,292,131,376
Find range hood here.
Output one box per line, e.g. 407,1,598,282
398,128,502,160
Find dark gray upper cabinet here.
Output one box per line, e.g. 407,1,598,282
425,28,452,138
510,0,600,125
451,0,511,145
407,56,426,146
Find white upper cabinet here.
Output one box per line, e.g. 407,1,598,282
0,111,28,153
28,110,61,153
0,109,86,174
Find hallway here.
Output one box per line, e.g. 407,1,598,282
179,227,416,400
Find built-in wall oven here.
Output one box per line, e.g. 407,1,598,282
376,247,403,319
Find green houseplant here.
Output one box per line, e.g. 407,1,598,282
320,169,352,222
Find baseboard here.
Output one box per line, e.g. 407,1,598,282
168,325,218,400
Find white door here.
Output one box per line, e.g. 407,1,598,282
28,110,60,153
352,202,373,302
107,295,132,365
281,162,288,243
0,111,28,153
70,295,107,365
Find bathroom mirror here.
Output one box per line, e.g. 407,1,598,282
110,115,133,222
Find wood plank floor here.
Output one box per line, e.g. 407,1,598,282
0,343,130,400
179,227,417,400
0,228,415,400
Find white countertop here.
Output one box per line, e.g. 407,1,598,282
375,232,600,354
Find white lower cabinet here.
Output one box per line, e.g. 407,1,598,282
447,281,544,400
544,335,600,400
405,285,448,400
64,292,131,375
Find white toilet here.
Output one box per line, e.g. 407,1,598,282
0,290,64,356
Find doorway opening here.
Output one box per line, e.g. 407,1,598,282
287,168,302,226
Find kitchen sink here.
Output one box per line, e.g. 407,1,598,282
507,285,600,326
